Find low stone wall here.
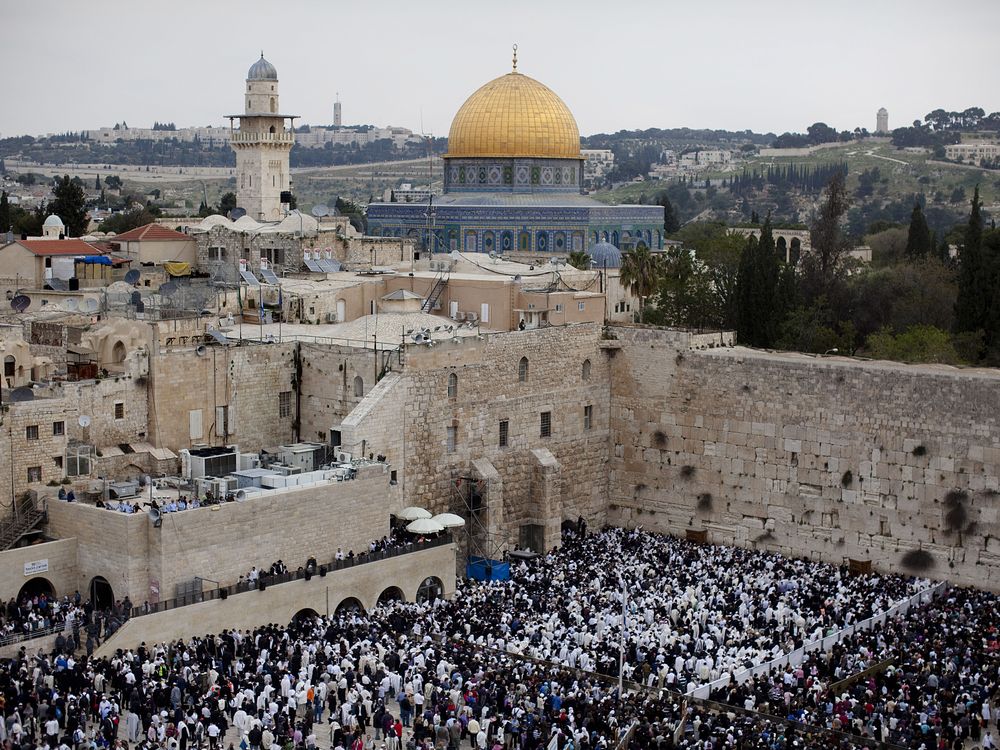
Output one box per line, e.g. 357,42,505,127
95,542,456,655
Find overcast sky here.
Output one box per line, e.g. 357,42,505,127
5,0,999,139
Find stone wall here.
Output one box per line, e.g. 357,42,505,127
607,325,1000,590
95,542,455,655
45,464,394,605
0,538,79,602
149,343,297,452
341,324,611,551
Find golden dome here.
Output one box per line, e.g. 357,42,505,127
446,72,581,159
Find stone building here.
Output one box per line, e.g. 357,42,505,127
876,107,889,134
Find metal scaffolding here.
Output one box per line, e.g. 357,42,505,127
450,473,504,566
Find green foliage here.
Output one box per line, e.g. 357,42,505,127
218,192,237,217
334,197,367,233
0,191,9,233
566,251,591,271
848,258,957,341
905,203,931,259
866,325,961,364
777,303,854,354
658,193,680,234
646,248,720,330
49,175,88,236
100,206,157,235
954,187,990,351
619,245,662,314
735,217,787,347
867,227,908,267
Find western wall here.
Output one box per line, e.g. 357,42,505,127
607,325,1000,590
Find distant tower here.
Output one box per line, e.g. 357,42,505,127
227,53,298,222
876,107,889,134
334,93,342,127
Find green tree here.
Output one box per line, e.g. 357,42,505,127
94,175,102,191
866,325,961,364
566,251,592,270
100,205,156,234
805,170,849,296
619,244,662,315
49,175,88,236
0,191,10,233
735,217,783,347
905,203,931,259
954,186,985,337
218,192,238,217
658,193,681,234
648,247,721,329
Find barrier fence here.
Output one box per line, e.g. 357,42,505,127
685,580,947,700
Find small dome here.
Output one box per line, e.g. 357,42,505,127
43,214,65,228
589,241,622,268
247,54,277,81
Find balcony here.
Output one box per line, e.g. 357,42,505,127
231,131,294,146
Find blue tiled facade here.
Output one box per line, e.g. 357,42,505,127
367,155,664,255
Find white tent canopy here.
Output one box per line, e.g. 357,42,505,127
396,506,431,521
406,517,445,534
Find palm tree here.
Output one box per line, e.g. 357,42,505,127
619,245,662,317
567,250,592,270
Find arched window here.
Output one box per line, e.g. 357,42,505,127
4,355,15,378
353,376,364,397
416,576,443,604
582,359,591,381
112,341,126,363
269,125,275,135
447,372,458,399
269,97,276,113
518,357,529,383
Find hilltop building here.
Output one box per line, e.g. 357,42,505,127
367,51,664,259
877,107,889,134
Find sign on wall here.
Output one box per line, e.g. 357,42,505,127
23,559,48,576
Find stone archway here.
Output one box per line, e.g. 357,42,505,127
776,236,788,263
112,341,127,364
89,575,114,610
335,597,365,615
789,237,802,265
377,586,405,605
18,576,55,602
415,576,443,604
293,607,320,623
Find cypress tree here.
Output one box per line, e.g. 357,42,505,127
0,191,9,232
955,185,984,333
905,203,931,259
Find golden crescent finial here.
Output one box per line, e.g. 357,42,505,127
512,44,518,72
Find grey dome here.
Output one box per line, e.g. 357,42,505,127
589,241,622,268
248,54,277,81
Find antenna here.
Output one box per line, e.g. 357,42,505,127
8,387,34,403
10,295,30,313
78,415,91,427
124,269,141,285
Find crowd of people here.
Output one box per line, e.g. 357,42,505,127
0,526,996,750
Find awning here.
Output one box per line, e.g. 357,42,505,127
163,261,191,277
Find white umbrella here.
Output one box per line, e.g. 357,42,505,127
396,506,431,521
432,513,466,528
406,517,445,534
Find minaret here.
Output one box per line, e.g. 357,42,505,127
228,53,297,222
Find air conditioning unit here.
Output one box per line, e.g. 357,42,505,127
268,464,302,476
325,312,338,323
336,451,352,463
195,476,237,498
454,311,465,321
238,454,261,471
466,312,479,323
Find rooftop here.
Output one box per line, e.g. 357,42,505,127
9,239,100,256
110,223,191,242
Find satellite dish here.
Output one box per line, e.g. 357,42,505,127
48,278,68,291
311,204,329,218
159,282,178,297
64,298,79,312
9,387,35,403
10,295,30,312
228,207,247,221
78,415,91,427
124,269,141,285
130,291,142,306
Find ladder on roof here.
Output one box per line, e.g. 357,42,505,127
421,271,449,313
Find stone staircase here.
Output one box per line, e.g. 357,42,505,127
0,496,48,551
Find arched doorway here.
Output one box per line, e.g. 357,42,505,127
776,236,788,263
112,341,126,364
292,607,319,623
416,576,443,604
335,597,365,615
789,238,802,265
377,586,404,605
18,577,55,602
89,576,114,610
3,355,14,378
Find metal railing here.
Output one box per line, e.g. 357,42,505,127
0,621,66,648
132,533,452,618
0,496,47,551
